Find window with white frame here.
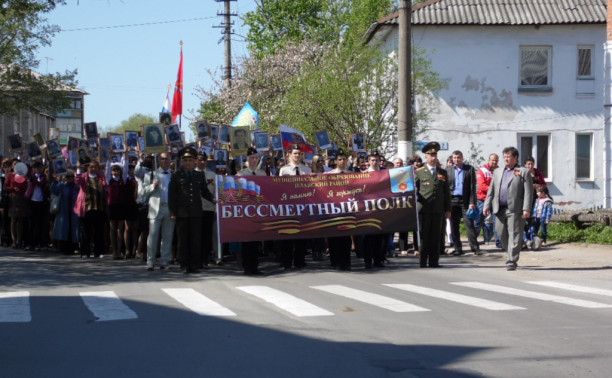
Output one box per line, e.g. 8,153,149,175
519,134,550,179
577,45,593,78
576,133,592,179
519,46,552,91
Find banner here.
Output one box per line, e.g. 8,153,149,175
216,167,418,243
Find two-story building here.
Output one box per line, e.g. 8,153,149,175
366,0,608,211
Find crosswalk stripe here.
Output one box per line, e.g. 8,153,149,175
79,291,138,321
312,285,430,313
452,282,612,309
384,284,525,311
163,288,236,316
0,291,31,322
237,286,333,317
527,281,612,297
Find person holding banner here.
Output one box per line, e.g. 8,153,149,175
235,147,266,275
278,144,311,270
363,151,387,269
415,142,451,268
169,147,214,274
325,149,353,270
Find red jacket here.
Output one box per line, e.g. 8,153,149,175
476,164,494,201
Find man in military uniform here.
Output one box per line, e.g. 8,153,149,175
196,151,217,269
415,142,451,268
169,147,214,274
236,147,267,275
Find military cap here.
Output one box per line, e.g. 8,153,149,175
246,147,258,156
179,147,198,159
421,142,441,154
197,149,208,160
290,144,301,152
336,148,347,157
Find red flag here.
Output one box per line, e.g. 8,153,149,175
171,48,183,122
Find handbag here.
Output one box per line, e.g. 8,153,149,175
49,194,60,215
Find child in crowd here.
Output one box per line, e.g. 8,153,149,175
532,186,553,243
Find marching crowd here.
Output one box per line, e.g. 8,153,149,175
0,137,553,274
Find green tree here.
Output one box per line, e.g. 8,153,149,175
0,0,77,116
110,113,156,134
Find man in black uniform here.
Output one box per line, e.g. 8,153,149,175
169,147,214,273
415,142,451,268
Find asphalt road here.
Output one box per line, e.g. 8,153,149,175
1,242,611,377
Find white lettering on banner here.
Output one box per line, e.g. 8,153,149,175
220,196,413,219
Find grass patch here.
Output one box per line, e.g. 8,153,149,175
548,222,612,245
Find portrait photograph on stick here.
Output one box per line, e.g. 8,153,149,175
84,122,98,138
219,125,230,144
46,138,62,158
316,130,332,150
166,124,181,145
33,133,46,148
53,158,68,176
143,124,166,154
209,124,219,142
27,142,43,160
8,134,23,153
110,134,125,153
350,133,366,152
125,131,139,149
77,147,91,166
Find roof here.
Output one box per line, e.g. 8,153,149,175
365,0,607,42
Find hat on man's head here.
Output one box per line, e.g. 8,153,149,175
197,150,208,160
179,147,197,160
421,142,441,154
290,144,301,152
336,148,346,157
246,147,258,156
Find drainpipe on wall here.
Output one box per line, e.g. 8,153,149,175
604,1,612,209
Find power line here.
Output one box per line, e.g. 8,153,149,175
59,16,217,32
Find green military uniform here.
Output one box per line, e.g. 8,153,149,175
415,142,451,267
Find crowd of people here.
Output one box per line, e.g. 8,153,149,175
0,133,552,274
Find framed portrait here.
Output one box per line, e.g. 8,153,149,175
209,124,219,142
165,124,181,145
214,149,228,168
111,154,121,164
99,147,111,164
99,137,111,149
315,130,332,150
91,148,99,160
33,133,46,148
269,134,282,151
53,158,68,176
78,139,89,148
125,131,139,149
109,134,125,153
350,133,366,152
68,150,78,167
27,142,43,160
88,137,99,148
46,138,62,158
304,151,314,164
7,134,23,153
77,146,91,165
230,126,251,156
67,137,79,151
138,136,145,151
196,120,209,141
219,125,231,144
143,124,166,154
84,122,98,138
250,128,261,143
254,132,269,152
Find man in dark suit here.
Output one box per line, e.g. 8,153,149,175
168,147,214,273
483,146,533,271
415,142,451,268
447,150,479,254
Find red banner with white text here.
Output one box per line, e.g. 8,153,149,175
216,167,418,243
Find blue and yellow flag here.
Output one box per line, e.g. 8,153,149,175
231,101,260,129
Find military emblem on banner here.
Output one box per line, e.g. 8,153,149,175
389,166,415,193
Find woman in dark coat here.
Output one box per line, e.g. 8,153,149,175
51,170,80,255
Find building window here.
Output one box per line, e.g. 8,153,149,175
576,134,592,179
519,46,552,91
519,134,550,179
577,46,593,78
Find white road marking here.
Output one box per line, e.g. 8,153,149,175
527,281,612,297
163,288,236,316
452,282,612,309
79,291,138,321
0,291,31,322
237,286,333,317
384,284,524,311
312,285,430,312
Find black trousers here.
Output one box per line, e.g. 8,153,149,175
281,239,306,268
328,236,351,268
242,241,260,272
451,197,479,252
201,210,215,265
176,217,202,270
363,234,385,266
419,212,444,266
29,200,48,247
80,210,106,257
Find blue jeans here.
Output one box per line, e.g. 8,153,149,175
477,200,498,244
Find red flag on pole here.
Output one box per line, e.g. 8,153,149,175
171,44,183,123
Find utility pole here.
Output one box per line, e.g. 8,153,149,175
214,0,237,88
397,0,413,161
